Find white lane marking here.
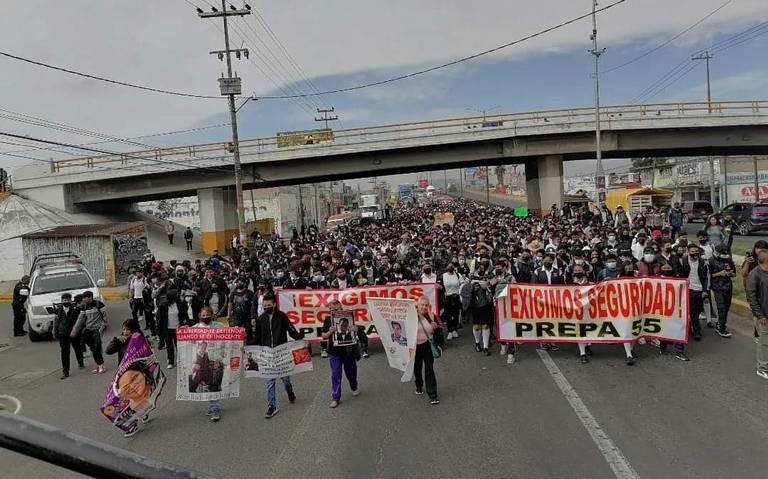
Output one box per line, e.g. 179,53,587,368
537,349,640,479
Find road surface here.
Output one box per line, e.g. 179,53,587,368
1,301,767,479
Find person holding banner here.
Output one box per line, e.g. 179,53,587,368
321,299,360,408
414,297,439,405
253,294,303,418
192,306,225,422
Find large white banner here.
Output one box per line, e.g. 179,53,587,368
175,327,245,401
276,283,438,341
367,298,419,382
243,340,314,379
496,278,689,344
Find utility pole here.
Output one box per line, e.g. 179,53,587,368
459,168,464,196
198,2,251,243
722,156,728,206
692,50,716,207
692,50,713,113
590,0,607,203
315,108,338,130
313,183,319,226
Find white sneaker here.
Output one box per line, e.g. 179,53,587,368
445,333,452,341
321,350,328,358
506,353,516,365
452,331,458,339
500,344,508,355
757,370,768,380
167,364,174,369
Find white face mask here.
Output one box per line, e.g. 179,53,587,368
643,254,655,263
605,261,617,269
575,259,585,265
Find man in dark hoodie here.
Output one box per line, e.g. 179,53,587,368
252,294,303,419
53,292,84,379
709,244,735,338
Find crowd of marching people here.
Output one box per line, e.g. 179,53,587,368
41,193,768,433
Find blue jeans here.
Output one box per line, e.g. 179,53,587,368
266,376,293,408
208,400,221,414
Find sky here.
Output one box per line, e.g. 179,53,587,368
0,0,766,182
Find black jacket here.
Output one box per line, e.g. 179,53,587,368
12,281,30,308
677,257,710,291
53,304,81,339
531,267,566,285
106,336,130,363
252,309,303,348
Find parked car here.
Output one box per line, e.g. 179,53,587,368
681,201,713,223
25,252,107,342
719,202,768,235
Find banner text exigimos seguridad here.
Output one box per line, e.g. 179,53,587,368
496,277,689,344
276,284,438,341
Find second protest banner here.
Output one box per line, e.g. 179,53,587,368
243,340,313,379
367,298,419,382
176,327,245,401
496,277,689,343
277,283,437,342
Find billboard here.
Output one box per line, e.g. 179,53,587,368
276,128,334,147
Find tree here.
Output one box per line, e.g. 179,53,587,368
156,198,182,219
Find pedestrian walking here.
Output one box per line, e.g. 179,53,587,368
72,291,107,374
11,275,30,337
321,299,360,408
193,306,225,421
184,226,194,251
745,249,768,380
414,296,439,405
252,294,303,418
53,292,84,379
166,221,175,245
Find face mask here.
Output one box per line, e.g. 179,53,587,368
176,271,184,278
689,254,700,261
699,239,707,244
200,316,213,324
447,266,455,273
263,306,274,315
574,273,585,279
660,269,674,276
718,254,730,259
424,268,432,275
236,282,247,290
605,261,617,269
575,259,584,265
608,235,616,242
275,272,284,278
313,274,323,282
643,254,655,263
543,262,553,269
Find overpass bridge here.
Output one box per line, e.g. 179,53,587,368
10,100,768,252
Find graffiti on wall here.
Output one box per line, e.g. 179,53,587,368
112,225,149,284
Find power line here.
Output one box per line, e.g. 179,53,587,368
255,0,628,99
694,20,768,55
636,61,701,103
601,0,731,74
0,50,224,100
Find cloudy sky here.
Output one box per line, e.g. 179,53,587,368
0,0,766,179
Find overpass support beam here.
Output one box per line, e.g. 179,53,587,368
198,188,229,255
524,155,563,217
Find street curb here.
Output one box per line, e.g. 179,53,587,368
732,297,752,318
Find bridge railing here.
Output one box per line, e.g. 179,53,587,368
50,100,767,173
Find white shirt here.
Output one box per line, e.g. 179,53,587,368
420,273,437,284
442,272,462,296
167,303,180,329
631,239,647,261
687,260,703,292
129,277,145,300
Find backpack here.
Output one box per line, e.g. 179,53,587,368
472,284,491,309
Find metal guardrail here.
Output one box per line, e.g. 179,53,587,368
0,411,215,479
50,100,767,173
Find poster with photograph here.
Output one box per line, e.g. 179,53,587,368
175,327,245,401
244,340,313,379
367,298,418,382
331,310,357,346
100,333,166,434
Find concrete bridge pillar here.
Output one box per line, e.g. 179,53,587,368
524,155,564,217
197,187,228,255
223,187,239,248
